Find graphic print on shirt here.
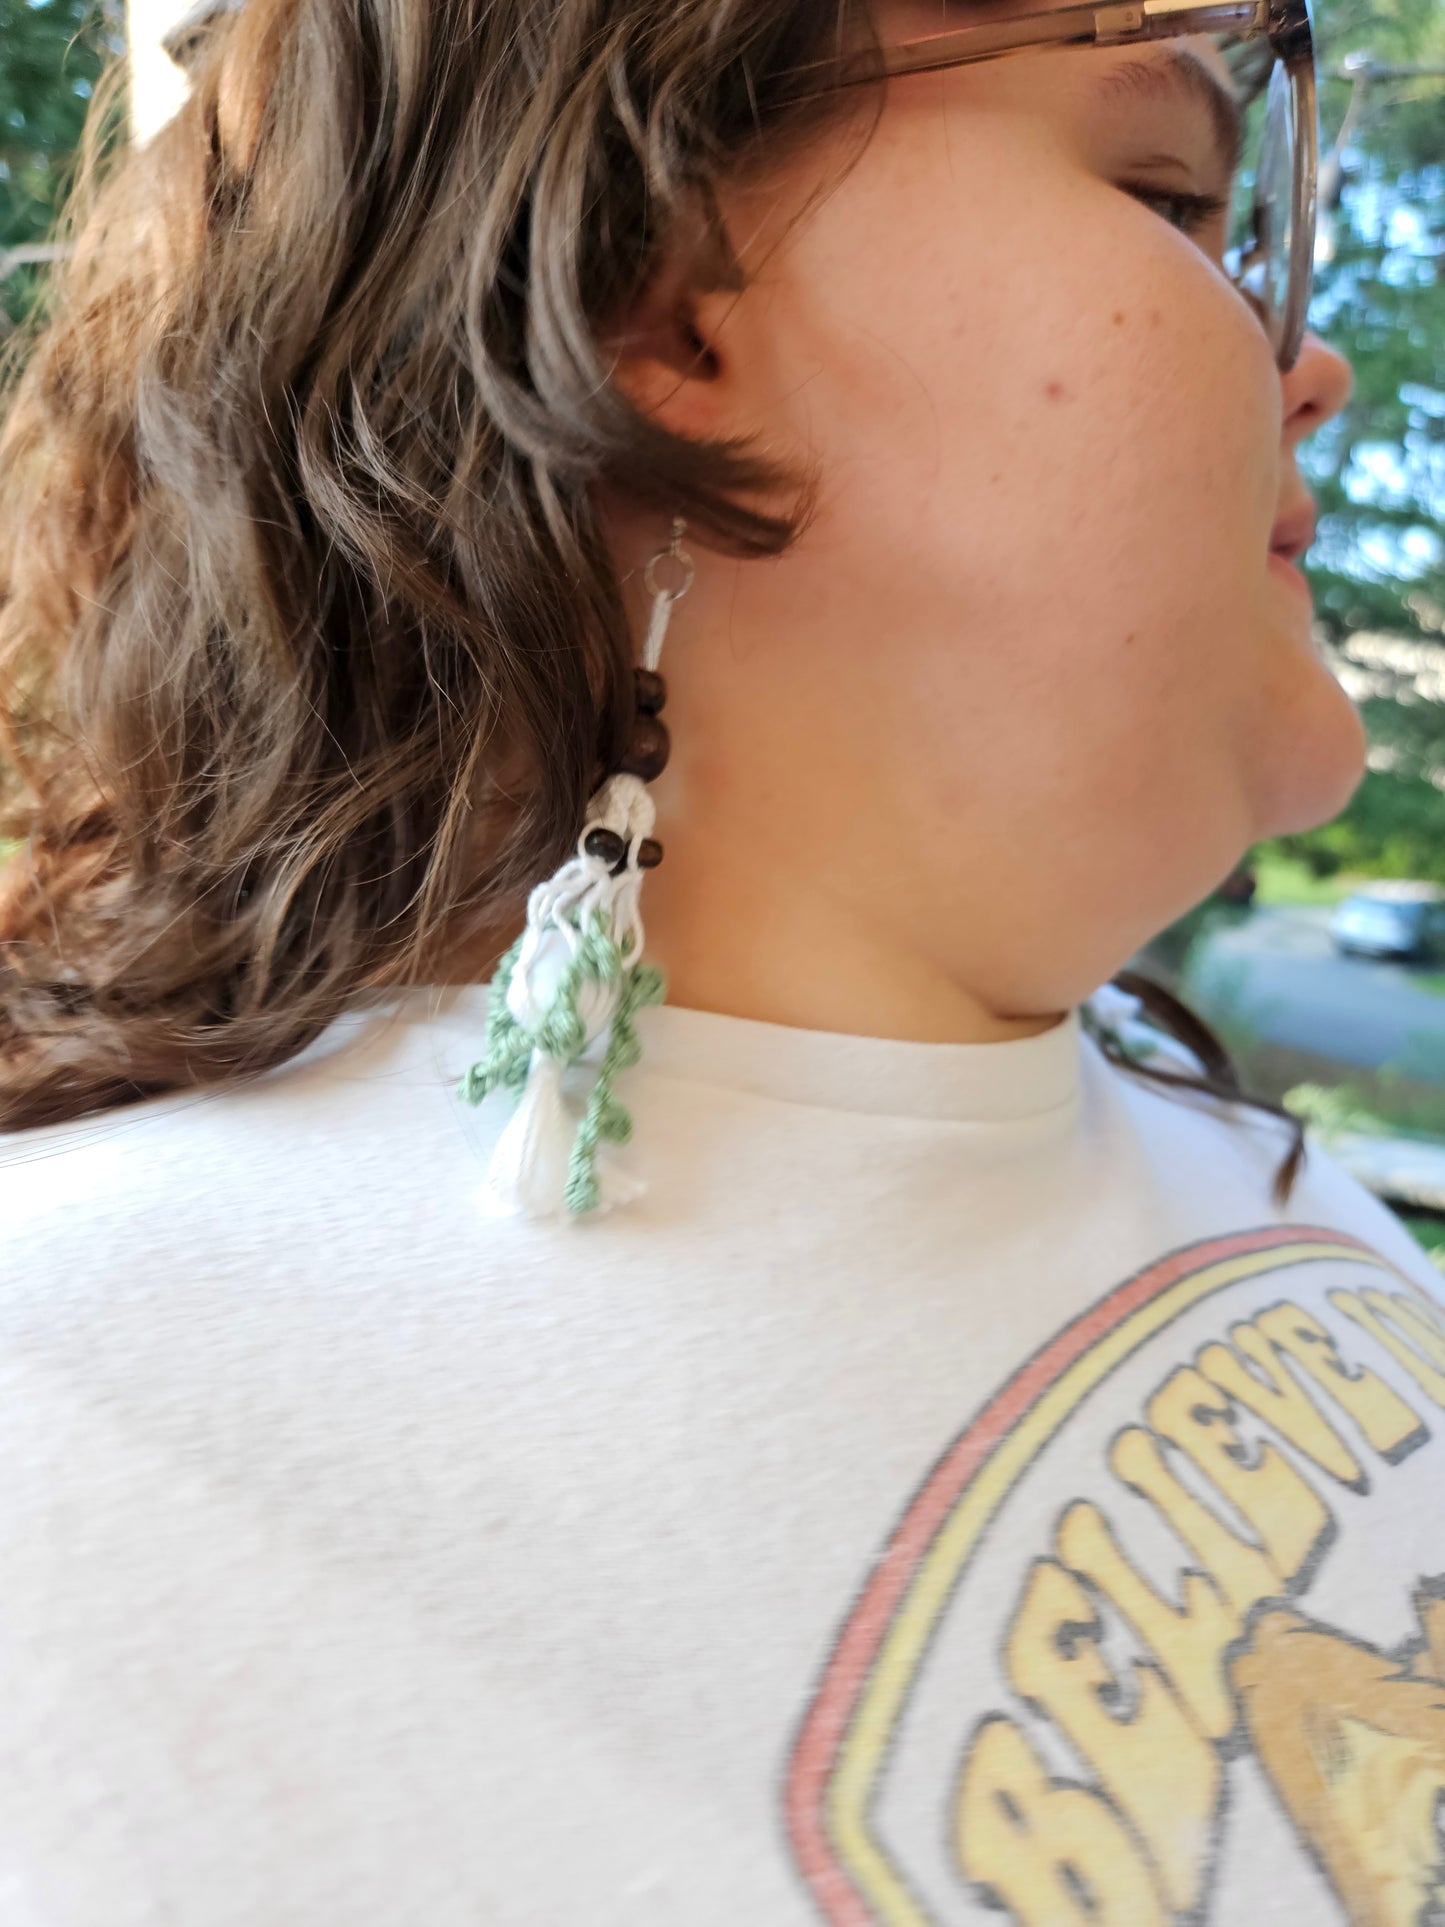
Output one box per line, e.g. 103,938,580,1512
783,1224,1445,1925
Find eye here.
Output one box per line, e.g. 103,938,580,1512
1120,183,1230,239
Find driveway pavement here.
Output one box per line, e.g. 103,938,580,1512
1185,905,1445,1080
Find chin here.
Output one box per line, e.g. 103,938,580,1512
1254,673,1369,838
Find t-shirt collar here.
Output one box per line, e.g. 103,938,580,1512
630,1002,1083,1124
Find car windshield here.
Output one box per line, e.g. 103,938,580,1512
1345,898,1420,924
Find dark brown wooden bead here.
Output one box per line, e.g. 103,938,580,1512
583,826,628,868
637,838,664,870
618,715,670,782
634,668,667,717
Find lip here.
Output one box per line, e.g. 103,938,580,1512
1268,550,1314,602
1269,500,1317,564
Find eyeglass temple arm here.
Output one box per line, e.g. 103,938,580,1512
782,0,1269,93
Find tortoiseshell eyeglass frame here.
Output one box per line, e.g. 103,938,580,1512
778,0,1318,371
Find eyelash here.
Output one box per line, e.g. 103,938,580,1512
1121,184,1230,237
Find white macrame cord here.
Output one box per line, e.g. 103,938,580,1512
458,520,694,1219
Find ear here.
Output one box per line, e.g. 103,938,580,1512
601,202,738,441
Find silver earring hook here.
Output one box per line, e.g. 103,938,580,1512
639,518,694,674
643,516,696,604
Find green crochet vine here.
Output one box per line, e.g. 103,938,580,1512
458,909,666,1215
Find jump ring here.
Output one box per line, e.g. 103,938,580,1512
643,546,695,602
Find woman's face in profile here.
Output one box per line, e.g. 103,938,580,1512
609,0,1366,1020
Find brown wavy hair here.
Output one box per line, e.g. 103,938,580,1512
0,0,1307,1206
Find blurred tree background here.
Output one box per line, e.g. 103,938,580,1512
0,0,121,334
1283,0,1445,884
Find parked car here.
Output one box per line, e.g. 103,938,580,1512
1329,882,1445,963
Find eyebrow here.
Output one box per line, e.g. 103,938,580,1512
1094,48,1245,180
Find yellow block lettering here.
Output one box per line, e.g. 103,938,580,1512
1004,1558,1220,1915
1109,1424,1279,1619
1147,1367,1332,1585
1379,1289,1445,1366
1329,1288,1445,1409
1399,1289,1445,1342
1196,1320,1365,1489
1056,1499,1240,1741
954,1714,1166,1925
1254,1301,1426,1463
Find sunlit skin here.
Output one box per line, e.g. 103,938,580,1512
585,0,1366,1046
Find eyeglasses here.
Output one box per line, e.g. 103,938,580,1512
779,0,1319,373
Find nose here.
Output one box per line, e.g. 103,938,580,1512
1280,327,1353,454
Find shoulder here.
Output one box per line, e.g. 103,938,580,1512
0,1086,233,1283
0,998,451,1280
1081,986,1445,1309
1290,1131,1445,1308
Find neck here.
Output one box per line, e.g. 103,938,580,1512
635,837,1068,1047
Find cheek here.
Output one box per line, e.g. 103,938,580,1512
811,251,1273,785
771,128,1277,632
745,116,1286,881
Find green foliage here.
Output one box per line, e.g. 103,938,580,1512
1289,0,1445,876
1290,1062,1445,1268
1252,843,1355,901
1262,769,1445,888
0,0,120,327
1284,1064,1445,1142
1395,1209,1445,1264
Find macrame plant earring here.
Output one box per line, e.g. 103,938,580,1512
458,519,695,1219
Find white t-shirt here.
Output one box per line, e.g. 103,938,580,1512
2,983,1444,1927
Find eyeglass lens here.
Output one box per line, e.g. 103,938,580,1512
1224,45,1301,359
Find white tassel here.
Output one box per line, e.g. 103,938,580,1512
481,1053,576,1218
1084,983,1146,1029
